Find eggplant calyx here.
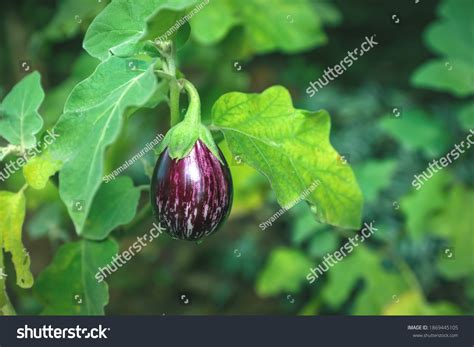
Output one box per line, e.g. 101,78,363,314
155,80,222,162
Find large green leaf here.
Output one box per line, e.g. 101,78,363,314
212,86,363,229
33,57,158,235
0,72,44,149
82,177,141,240
34,239,118,315
0,191,33,289
83,0,200,60
256,247,313,296
191,0,330,53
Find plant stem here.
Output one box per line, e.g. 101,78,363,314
181,79,201,126
165,43,181,127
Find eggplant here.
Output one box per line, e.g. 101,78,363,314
151,140,233,240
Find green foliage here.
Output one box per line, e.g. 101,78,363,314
379,110,450,157
411,0,474,97
83,0,199,60
401,172,450,239
0,191,33,289
383,291,460,315
212,86,363,229
457,102,474,131
431,185,474,279
256,247,312,296
34,239,118,315
83,177,140,240
191,0,331,54
0,72,44,150
322,246,409,315
45,57,158,234
0,0,470,317
355,160,397,203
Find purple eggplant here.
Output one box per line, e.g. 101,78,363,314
151,140,233,240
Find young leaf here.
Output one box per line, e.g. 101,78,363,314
83,0,200,60
42,57,158,234
212,86,363,229
0,72,44,149
82,177,141,241
34,239,118,315
0,191,34,288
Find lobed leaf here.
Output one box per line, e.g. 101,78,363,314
212,86,363,229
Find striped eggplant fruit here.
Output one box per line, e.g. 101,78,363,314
151,140,233,241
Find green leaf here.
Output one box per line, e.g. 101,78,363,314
457,102,474,131
34,239,118,315
82,177,140,240
219,141,268,217
0,251,16,315
431,185,474,279
321,246,409,314
354,160,397,203
400,172,451,239
191,0,329,53
44,57,158,235
383,291,461,315
23,153,62,190
0,191,33,288
412,0,474,97
426,0,474,63
41,0,106,43
212,86,363,229
256,247,313,296
83,0,200,60
379,110,451,157
412,59,474,97
0,72,44,149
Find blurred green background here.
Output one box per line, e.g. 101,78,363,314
0,0,473,315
